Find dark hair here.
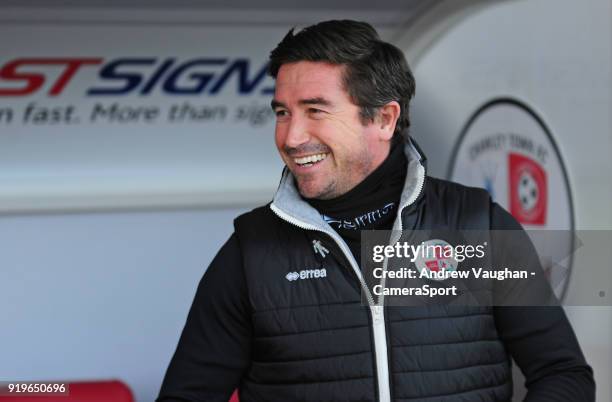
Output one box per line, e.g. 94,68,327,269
268,20,416,135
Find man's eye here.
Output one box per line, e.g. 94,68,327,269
275,110,288,117
309,108,322,114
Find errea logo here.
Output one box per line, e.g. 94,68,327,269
286,268,327,282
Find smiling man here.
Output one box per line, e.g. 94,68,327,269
157,20,594,402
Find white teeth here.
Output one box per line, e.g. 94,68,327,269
294,153,328,165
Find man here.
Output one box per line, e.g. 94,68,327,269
157,20,594,401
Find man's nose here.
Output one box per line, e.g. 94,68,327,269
284,117,311,148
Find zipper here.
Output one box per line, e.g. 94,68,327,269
379,163,427,304
374,162,426,402
269,158,426,402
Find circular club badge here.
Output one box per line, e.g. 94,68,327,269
448,99,574,300
413,239,458,281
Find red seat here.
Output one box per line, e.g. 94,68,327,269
229,389,239,402
0,380,134,402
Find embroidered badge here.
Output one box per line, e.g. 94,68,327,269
312,239,329,258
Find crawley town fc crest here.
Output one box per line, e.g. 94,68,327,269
448,99,574,300
413,239,458,281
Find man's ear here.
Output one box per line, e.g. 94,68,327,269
377,101,401,141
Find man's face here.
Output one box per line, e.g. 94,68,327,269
273,61,391,200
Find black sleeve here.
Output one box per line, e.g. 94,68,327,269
156,233,252,402
490,203,595,401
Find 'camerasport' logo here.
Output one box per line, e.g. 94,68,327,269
448,99,574,300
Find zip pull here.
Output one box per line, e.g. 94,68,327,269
372,305,383,324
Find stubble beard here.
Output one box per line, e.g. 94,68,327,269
297,148,373,200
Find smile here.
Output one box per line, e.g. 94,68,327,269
293,153,329,167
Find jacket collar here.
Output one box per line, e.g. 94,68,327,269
270,136,427,232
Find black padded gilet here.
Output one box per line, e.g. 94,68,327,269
234,177,512,402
